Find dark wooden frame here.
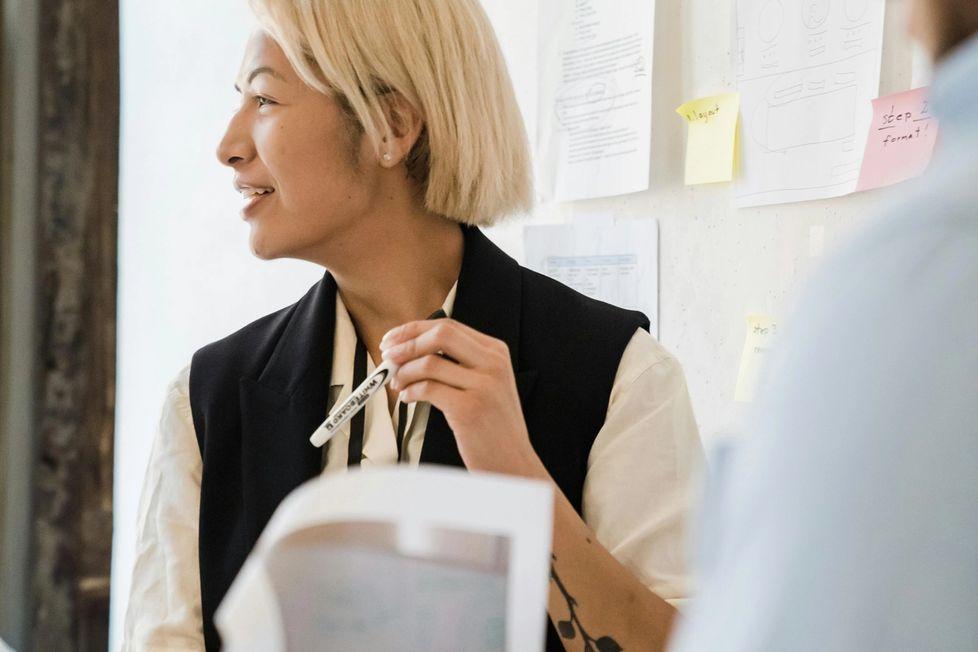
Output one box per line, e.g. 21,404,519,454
28,0,120,649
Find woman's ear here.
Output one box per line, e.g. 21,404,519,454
381,92,425,164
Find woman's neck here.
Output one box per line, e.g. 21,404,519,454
328,210,465,358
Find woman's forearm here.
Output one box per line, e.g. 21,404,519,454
381,319,680,649
521,459,677,652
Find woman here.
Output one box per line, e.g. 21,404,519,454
123,1,703,650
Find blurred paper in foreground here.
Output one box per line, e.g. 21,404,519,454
215,467,554,652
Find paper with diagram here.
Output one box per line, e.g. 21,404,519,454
524,216,659,337
215,467,553,652
537,0,656,202
734,0,885,207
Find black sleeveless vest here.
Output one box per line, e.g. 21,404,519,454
188,225,649,650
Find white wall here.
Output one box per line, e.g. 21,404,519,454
111,3,323,649
111,0,919,648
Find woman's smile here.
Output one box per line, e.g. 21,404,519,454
241,188,275,219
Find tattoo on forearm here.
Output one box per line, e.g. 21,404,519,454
550,553,623,651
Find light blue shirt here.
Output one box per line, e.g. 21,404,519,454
669,35,978,652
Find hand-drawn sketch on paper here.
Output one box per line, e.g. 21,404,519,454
735,0,885,207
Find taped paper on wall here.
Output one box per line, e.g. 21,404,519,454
524,216,659,337
734,0,885,207
537,0,656,201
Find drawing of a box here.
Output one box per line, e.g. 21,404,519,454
760,84,856,152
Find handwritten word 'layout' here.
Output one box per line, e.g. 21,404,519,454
676,93,741,185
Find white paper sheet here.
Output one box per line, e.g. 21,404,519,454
734,0,885,207
524,216,659,337
215,467,553,652
537,0,656,202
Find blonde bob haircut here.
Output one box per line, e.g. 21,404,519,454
247,0,534,227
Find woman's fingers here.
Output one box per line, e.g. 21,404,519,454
391,353,477,392
397,378,463,411
381,318,487,368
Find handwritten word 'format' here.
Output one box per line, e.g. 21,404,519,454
857,87,939,192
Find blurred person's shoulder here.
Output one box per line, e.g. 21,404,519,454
859,162,978,259
752,154,978,434
798,159,978,327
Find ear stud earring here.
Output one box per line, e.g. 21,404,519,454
383,153,392,162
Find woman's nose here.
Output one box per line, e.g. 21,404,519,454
215,112,252,168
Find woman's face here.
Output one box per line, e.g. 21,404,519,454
217,29,379,261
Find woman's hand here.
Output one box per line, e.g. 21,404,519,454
379,318,546,478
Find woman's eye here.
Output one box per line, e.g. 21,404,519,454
255,95,275,108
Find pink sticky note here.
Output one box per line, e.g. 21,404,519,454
857,87,939,192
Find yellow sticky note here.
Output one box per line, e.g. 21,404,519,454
734,314,778,403
676,92,740,185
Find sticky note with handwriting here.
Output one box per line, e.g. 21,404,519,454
676,92,740,185
856,87,938,192
734,314,778,403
